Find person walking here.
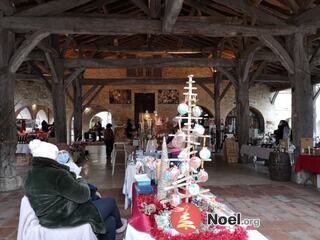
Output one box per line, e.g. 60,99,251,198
104,123,115,162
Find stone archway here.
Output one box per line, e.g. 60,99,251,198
225,107,265,134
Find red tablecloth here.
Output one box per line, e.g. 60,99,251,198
295,155,320,174
127,183,154,233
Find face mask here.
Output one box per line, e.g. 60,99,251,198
57,151,70,164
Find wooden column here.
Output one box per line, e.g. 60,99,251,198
51,58,67,143
73,76,82,141
214,72,221,151
236,79,250,163
291,33,313,153
0,28,22,191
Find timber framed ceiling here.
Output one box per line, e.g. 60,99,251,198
2,0,320,92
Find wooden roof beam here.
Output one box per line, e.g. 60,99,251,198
80,77,213,85
130,0,150,16
64,57,234,68
0,16,308,37
79,74,296,86
294,5,320,25
210,0,285,25
0,0,15,15
162,0,184,33
76,45,215,54
15,0,92,17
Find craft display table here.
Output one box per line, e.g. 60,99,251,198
125,184,268,240
240,145,274,161
16,143,31,154
295,155,320,174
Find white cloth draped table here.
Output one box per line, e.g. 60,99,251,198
240,145,274,160
16,144,31,154
122,164,136,209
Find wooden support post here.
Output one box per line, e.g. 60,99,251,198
73,76,82,141
291,33,313,153
0,28,22,191
51,58,67,143
214,72,221,152
236,78,250,163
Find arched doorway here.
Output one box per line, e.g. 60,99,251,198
225,107,265,134
35,109,48,129
16,107,35,132
16,107,32,120
89,111,112,129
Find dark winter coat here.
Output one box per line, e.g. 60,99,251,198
24,157,105,234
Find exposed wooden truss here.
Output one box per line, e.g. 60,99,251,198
0,16,314,37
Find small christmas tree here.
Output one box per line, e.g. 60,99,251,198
156,137,170,200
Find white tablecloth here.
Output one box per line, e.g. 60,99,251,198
122,164,136,209
240,145,273,160
16,144,31,154
125,224,268,240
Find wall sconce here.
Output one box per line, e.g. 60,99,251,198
32,104,37,110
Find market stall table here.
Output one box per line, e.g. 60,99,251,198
16,143,31,154
240,145,274,162
125,183,268,240
295,155,320,174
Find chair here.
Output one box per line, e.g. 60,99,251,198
111,141,131,175
17,196,97,240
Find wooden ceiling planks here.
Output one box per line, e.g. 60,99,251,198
7,0,320,91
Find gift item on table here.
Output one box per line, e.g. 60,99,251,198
146,139,158,154
135,174,151,186
136,161,145,174
135,184,154,195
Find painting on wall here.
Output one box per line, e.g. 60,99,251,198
109,89,132,104
158,89,179,104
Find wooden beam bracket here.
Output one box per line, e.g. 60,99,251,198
64,68,84,90
8,31,49,73
162,0,184,33
314,87,320,101
270,91,279,104
259,35,294,74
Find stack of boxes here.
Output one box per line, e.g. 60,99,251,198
134,174,154,195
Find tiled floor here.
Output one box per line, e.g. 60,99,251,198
1,145,320,240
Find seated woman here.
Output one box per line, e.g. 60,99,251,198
24,140,126,240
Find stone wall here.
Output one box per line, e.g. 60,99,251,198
14,68,293,141
80,81,289,134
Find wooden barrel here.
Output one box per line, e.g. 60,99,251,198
268,152,291,181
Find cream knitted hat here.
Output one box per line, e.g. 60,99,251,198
29,139,59,161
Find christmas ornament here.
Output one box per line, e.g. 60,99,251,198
199,147,211,159
188,183,200,196
177,102,188,115
193,123,205,136
189,156,201,169
198,169,209,182
178,148,189,159
192,106,203,117
179,162,190,175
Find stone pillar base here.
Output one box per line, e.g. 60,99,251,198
0,176,23,192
